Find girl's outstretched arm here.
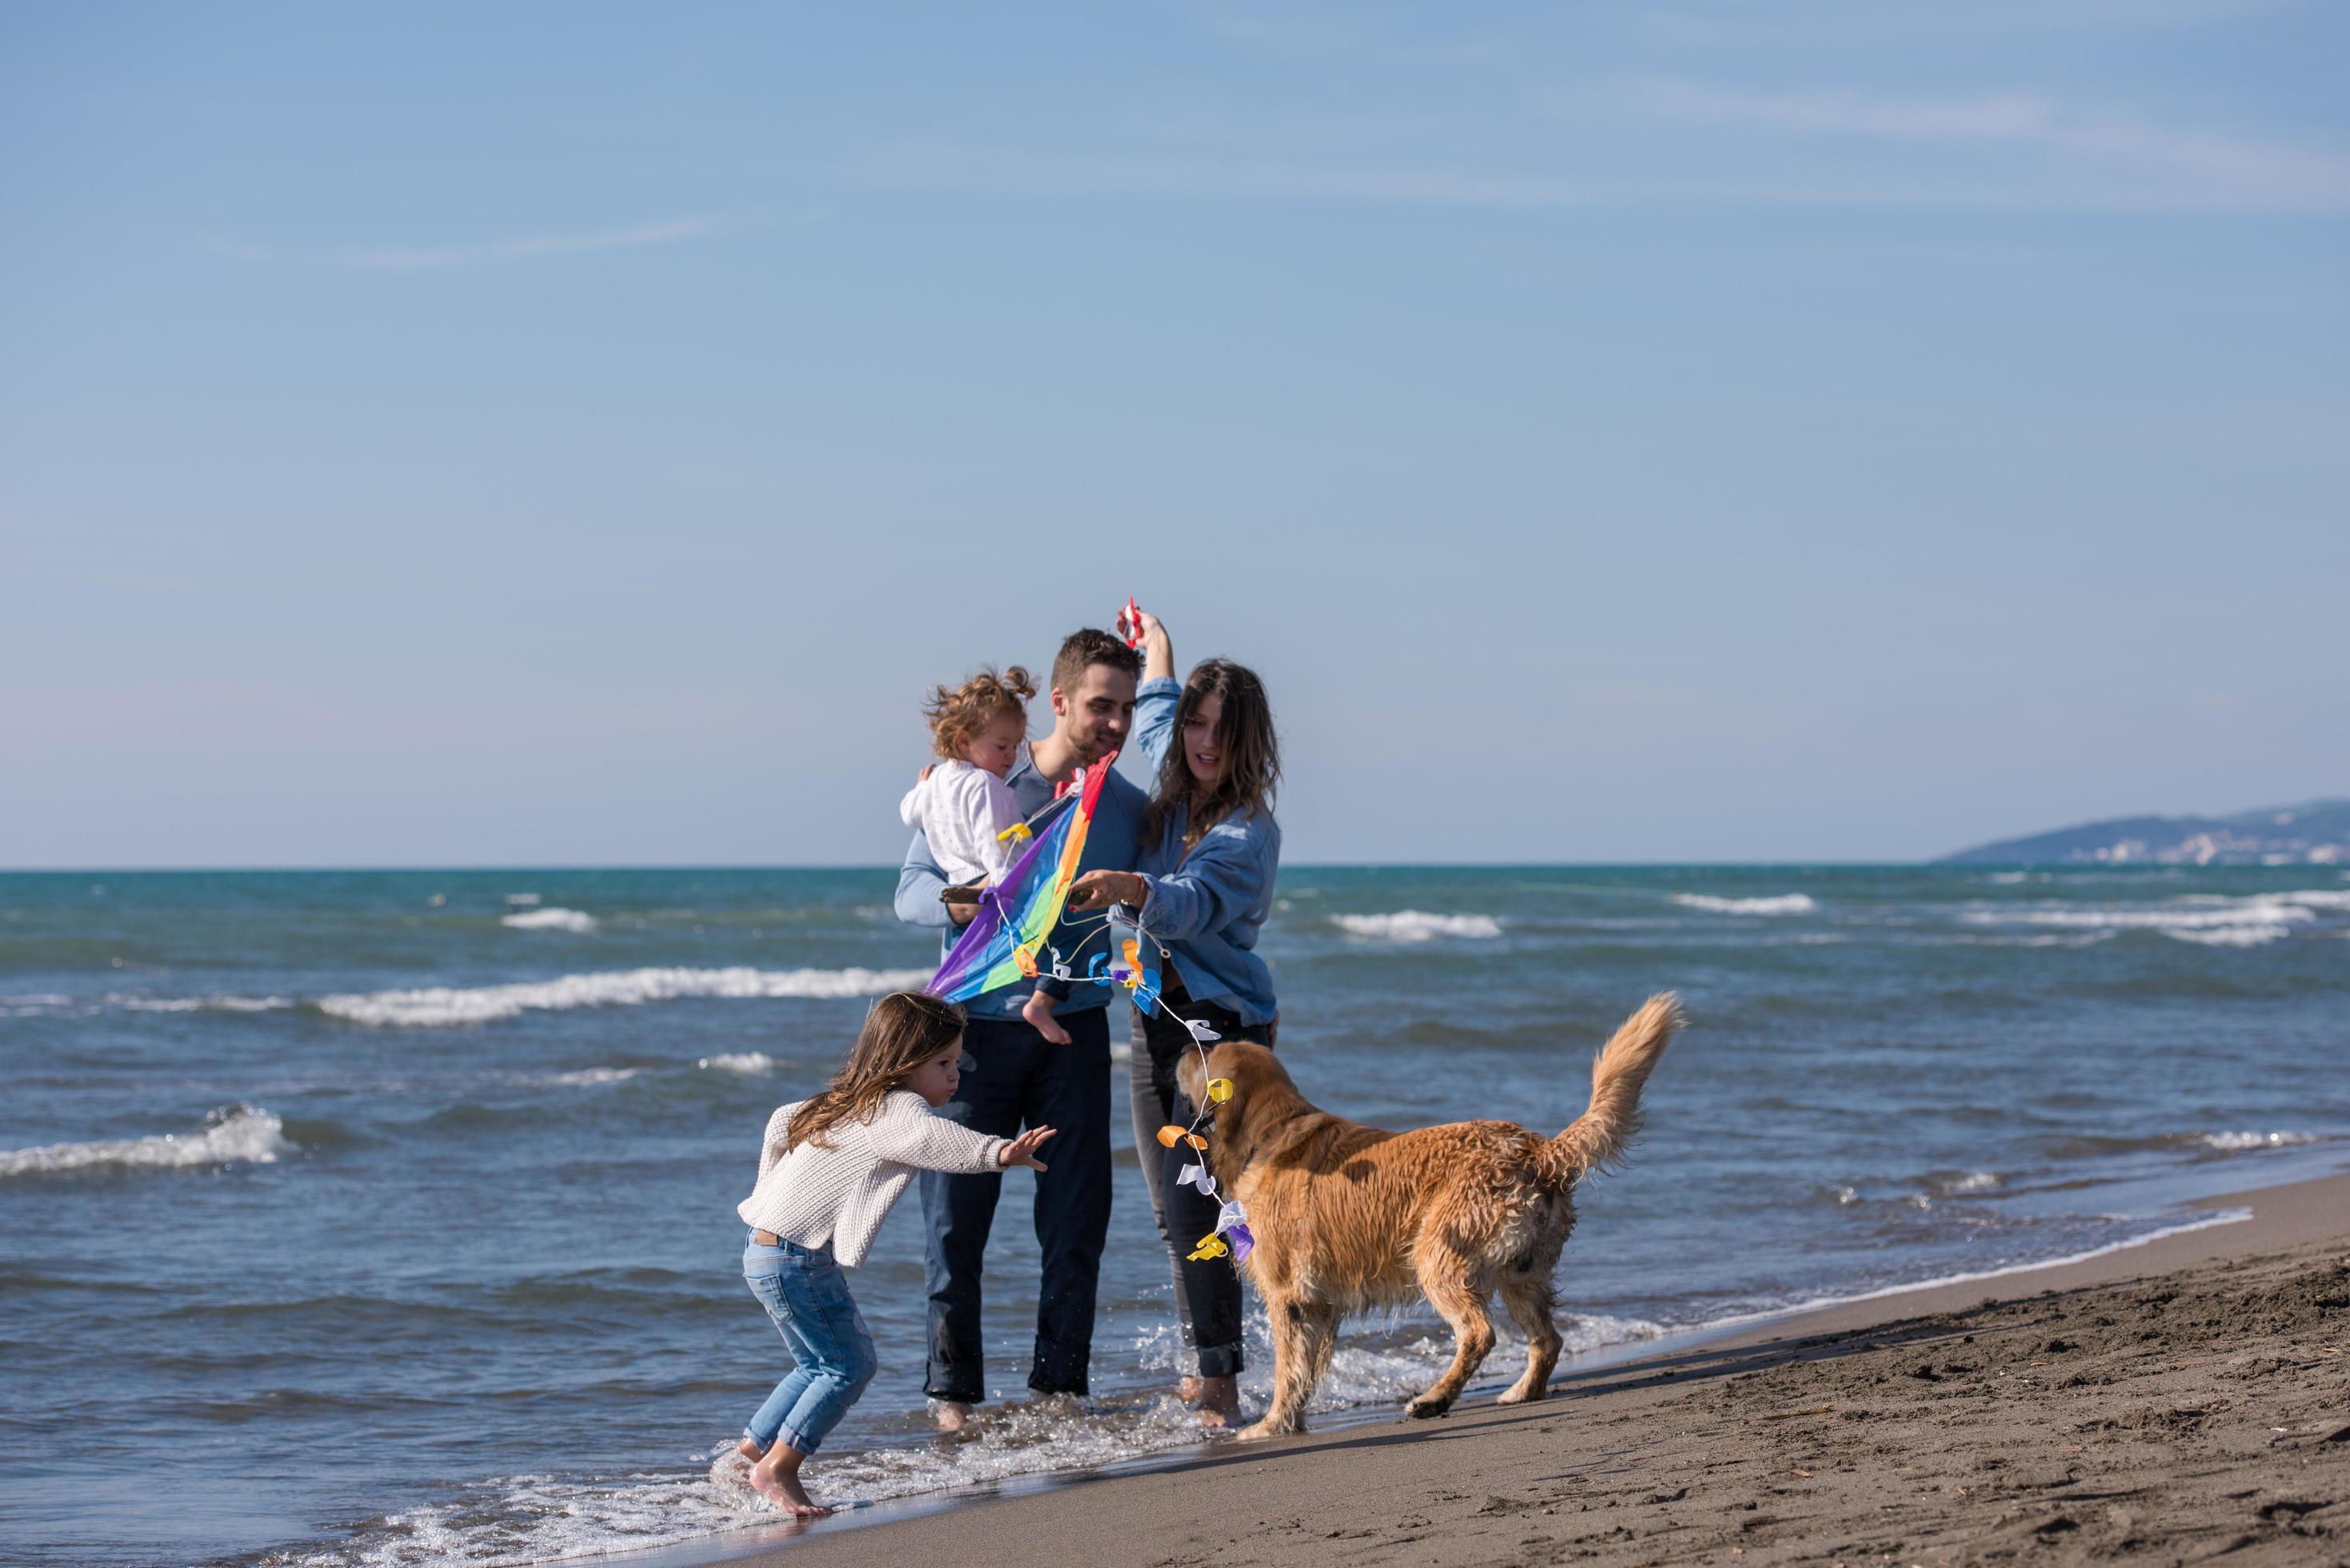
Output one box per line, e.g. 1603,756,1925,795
863,1098,1016,1175
998,1126,1056,1171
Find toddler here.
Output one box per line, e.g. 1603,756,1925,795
897,664,1074,1044
734,990,1055,1516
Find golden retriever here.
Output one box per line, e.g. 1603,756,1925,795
1177,993,1682,1441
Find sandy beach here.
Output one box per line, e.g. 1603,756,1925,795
687,1170,2350,1567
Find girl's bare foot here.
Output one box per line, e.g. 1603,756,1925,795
1192,1374,1240,1428
735,1436,763,1465
932,1398,973,1434
748,1445,831,1518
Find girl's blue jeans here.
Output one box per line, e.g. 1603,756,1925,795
743,1234,876,1457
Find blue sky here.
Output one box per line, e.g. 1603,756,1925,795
4,1,2344,866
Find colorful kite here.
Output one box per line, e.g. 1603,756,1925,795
925,752,1115,1005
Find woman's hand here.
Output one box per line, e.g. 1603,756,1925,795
1068,870,1148,911
1135,611,1175,683
999,1125,1057,1171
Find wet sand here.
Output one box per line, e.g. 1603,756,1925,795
707,1171,2350,1566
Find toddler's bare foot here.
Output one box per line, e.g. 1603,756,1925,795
1022,993,1071,1045
1193,1374,1240,1428
735,1436,763,1464
932,1398,973,1434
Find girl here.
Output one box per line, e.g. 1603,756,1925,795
896,666,1073,1043
897,664,1035,888
734,990,1055,1516
1067,611,1282,1428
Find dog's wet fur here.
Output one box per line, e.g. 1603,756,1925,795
1177,993,1683,1440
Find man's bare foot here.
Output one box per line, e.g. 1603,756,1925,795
931,1398,974,1434
1192,1374,1240,1428
747,1446,830,1518
735,1436,764,1465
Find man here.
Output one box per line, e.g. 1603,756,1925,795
895,626,1147,1428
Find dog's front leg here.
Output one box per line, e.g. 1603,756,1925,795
1236,1295,1315,1442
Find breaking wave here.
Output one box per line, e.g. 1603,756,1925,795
501,908,599,934
114,993,294,1014
539,1067,642,1088
1966,891,2346,946
2196,1130,2322,1151
696,1052,778,1076
318,966,934,1027
1671,893,1818,916
1331,910,1503,941
0,1104,295,1178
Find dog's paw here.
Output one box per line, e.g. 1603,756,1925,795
1403,1394,1453,1419
1235,1418,1287,1443
1495,1383,1547,1406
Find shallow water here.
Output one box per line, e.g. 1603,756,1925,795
2,864,2345,1566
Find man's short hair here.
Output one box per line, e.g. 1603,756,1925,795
1051,628,1143,694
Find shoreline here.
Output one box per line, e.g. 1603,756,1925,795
636,1164,2350,1568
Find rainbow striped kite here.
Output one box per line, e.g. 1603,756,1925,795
926,753,1114,1005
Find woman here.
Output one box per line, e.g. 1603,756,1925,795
1068,611,1280,1426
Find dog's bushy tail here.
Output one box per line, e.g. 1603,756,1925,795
1547,993,1683,1182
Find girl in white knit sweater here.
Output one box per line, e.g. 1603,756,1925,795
734,991,1054,1517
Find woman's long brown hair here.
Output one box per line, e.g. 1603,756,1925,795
784,991,967,1152
1144,658,1281,846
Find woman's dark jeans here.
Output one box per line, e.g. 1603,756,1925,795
1127,995,1273,1380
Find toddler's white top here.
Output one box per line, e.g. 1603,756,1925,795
899,757,1023,886
736,1090,1009,1267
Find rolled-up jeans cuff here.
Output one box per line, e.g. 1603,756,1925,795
1195,1342,1243,1379
777,1422,819,1457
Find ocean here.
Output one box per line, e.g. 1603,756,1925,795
4,864,2346,1566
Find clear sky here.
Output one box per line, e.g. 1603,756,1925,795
4,2,2344,868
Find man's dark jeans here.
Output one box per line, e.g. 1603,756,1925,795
919,1007,1112,1403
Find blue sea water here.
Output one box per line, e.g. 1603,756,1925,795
2,864,2346,1566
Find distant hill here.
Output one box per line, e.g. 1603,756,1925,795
1940,799,2350,866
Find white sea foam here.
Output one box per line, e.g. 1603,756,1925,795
500,907,599,934
0,1104,295,1178
2164,925,2294,947
114,993,295,1014
541,1067,641,1087
1671,893,1817,916
1968,894,2325,946
1331,910,1503,941
286,1308,1663,1567
695,1052,777,1075
319,966,934,1027
2196,1130,2321,1151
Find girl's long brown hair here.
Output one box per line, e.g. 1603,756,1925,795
1143,658,1281,846
784,992,967,1152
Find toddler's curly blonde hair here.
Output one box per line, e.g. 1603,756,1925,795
924,665,1036,761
